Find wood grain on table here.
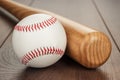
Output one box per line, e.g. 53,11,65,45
0,0,120,80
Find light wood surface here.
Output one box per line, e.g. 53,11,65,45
0,0,112,68
94,0,120,51
0,0,120,80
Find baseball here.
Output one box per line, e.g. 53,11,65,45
12,14,67,68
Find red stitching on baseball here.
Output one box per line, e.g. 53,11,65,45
21,47,64,65
14,17,57,32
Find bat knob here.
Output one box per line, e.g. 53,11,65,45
79,32,112,68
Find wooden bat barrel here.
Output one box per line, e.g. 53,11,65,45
0,0,112,68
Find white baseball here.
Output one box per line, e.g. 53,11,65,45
12,14,67,68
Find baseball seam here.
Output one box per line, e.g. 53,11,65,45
14,17,57,32
21,47,64,65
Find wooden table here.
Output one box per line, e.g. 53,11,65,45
0,0,120,80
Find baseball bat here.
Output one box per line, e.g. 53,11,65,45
0,0,112,68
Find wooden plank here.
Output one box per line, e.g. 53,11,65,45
93,0,120,50
0,0,32,48
13,0,33,5
0,35,26,80
0,8,16,48
31,0,108,31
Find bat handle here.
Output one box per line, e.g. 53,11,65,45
0,0,112,68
